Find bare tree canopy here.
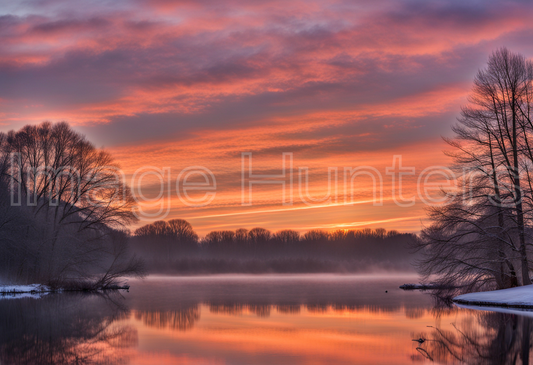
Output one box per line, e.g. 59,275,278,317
0,121,137,231
132,219,199,260
134,219,198,242
248,228,272,243
272,230,300,243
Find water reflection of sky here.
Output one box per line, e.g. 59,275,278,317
2,275,533,364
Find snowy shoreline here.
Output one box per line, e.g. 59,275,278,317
1,283,130,300
453,285,533,309
0,284,52,300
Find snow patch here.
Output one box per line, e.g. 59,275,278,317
454,285,533,308
0,284,51,300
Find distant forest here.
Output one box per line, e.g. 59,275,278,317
131,219,418,274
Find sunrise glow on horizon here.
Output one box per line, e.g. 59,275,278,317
2,0,533,235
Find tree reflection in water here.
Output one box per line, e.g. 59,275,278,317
134,305,200,331
131,301,420,333
414,309,533,364
0,293,136,365
207,303,273,317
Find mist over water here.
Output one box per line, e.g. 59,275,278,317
127,274,427,312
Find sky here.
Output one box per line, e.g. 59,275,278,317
1,0,533,235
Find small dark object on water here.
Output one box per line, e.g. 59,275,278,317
412,338,425,344
385,290,388,293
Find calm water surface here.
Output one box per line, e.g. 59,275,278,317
1,274,532,364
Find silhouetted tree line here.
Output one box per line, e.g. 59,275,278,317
201,226,412,258
0,122,144,287
131,220,418,273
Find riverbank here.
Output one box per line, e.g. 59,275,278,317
453,285,533,309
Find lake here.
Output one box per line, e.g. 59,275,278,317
1,274,532,364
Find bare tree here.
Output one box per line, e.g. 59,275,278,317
234,228,249,243
248,228,271,243
416,48,533,289
0,122,142,285
167,219,200,242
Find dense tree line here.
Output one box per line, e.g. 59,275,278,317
416,48,533,291
131,220,418,273
200,227,409,257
